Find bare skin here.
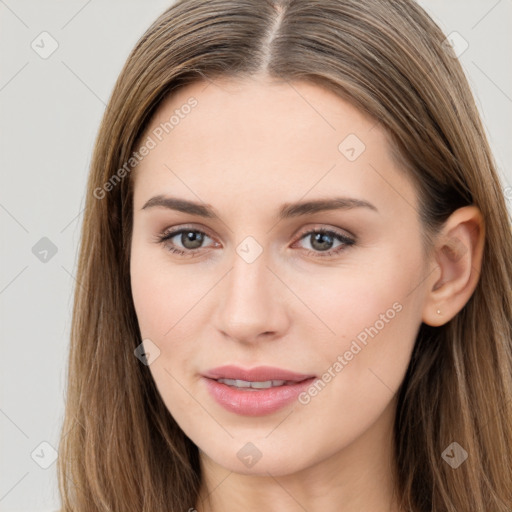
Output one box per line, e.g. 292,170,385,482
129,75,484,512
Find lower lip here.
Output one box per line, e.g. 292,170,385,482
202,377,316,416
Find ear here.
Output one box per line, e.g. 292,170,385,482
422,205,485,326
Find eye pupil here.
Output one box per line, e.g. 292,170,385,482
182,231,204,249
311,232,333,251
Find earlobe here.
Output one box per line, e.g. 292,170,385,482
422,206,485,327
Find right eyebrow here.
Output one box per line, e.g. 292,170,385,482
141,195,219,218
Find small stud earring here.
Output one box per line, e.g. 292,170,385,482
436,309,442,315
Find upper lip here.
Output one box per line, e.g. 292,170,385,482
202,365,315,382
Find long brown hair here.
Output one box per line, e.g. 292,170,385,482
57,1,512,510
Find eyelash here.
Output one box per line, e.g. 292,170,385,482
155,225,356,259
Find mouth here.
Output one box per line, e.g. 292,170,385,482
214,377,310,390
201,365,317,416
202,364,315,383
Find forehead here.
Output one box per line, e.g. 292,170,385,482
131,76,418,218
141,75,379,153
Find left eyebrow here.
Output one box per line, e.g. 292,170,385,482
140,195,378,219
278,197,378,218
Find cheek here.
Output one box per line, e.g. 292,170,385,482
296,255,415,348
130,243,207,337
295,244,424,419
130,244,220,393
130,248,207,424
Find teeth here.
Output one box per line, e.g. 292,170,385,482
217,378,287,389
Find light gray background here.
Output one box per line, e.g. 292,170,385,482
0,1,511,511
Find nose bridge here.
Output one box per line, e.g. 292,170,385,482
227,239,273,313
215,236,285,341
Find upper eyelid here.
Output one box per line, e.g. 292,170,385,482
160,224,216,242
159,224,355,246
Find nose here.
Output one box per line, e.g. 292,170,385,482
213,245,290,345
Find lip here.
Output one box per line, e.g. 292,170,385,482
202,365,315,383
201,365,316,416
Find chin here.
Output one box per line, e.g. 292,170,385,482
199,437,319,477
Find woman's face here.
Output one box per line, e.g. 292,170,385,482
130,76,430,476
